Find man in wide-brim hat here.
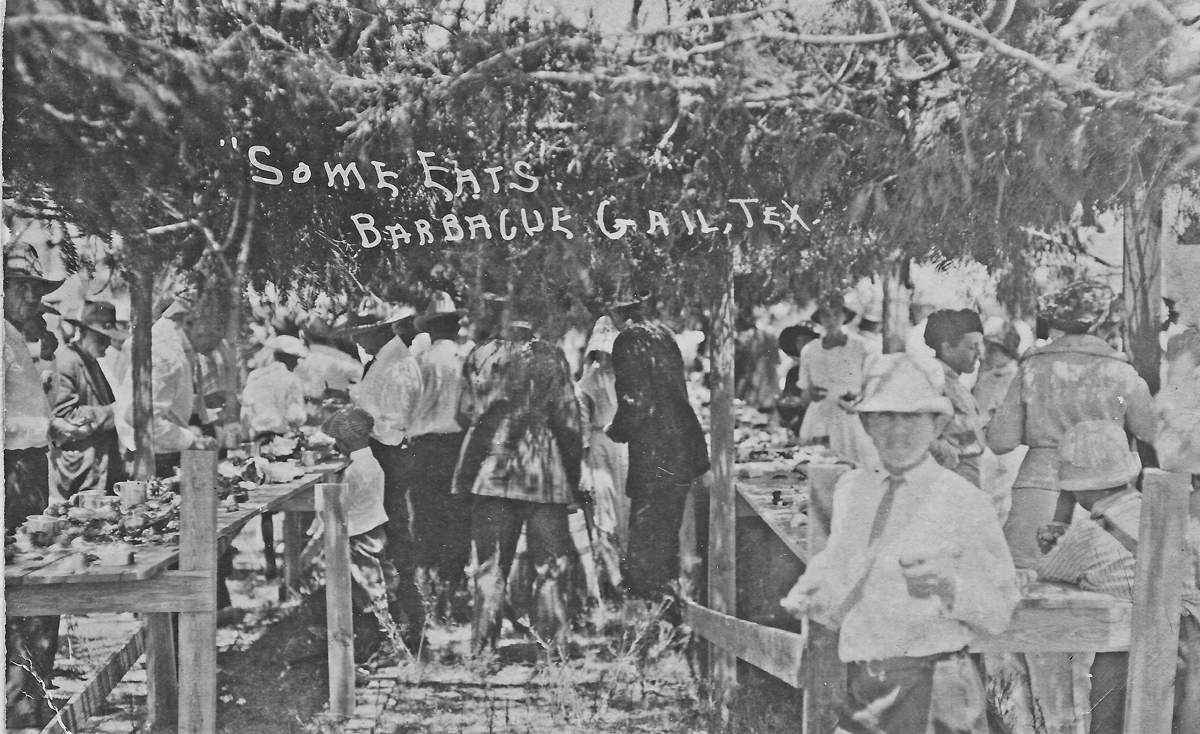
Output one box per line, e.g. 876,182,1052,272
783,353,1018,734
3,244,64,728
48,301,129,499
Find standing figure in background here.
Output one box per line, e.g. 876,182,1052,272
607,293,710,610
1156,294,1200,478
3,244,64,729
240,335,309,441
797,293,877,468
923,310,990,493
734,308,780,413
986,280,1157,734
350,314,427,651
48,300,127,499
408,292,471,622
455,317,583,653
576,316,629,596
775,322,820,434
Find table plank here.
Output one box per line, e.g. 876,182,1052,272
6,464,346,587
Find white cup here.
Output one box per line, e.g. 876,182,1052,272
115,481,148,511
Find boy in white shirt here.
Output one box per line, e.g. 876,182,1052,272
322,407,422,657
783,353,1019,733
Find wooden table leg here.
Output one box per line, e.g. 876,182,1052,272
145,613,177,728
282,510,307,601
178,451,218,734
319,482,355,717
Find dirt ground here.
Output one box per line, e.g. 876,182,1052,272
29,518,782,734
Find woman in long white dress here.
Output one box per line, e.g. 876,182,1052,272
797,294,879,469
576,316,629,594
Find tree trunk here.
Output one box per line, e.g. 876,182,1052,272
1123,190,1163,394
129,252,156,480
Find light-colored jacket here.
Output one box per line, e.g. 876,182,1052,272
986,334,1156,491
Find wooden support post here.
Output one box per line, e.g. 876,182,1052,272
708,248,738,700
320,482,355,717
177,450,218,734
804,464,850,734
1125,470,1191,733
282,510,308,601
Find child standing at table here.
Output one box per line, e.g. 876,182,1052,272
321,406,422,658
782,353,1019,733
1035,420,1200,734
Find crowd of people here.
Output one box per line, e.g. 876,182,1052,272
778,280,1200,733
7,230,1200,731
2,240,712,726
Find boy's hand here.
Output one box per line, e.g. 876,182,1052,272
899,550,959,605
1037,522,1069,554
805,386,829,403
780,577,822,618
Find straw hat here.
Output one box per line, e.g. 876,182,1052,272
3,244,63,292
855,353,953,415
608,284,650,311
265,334,308,357
585,316,619,355
414,290,466,331
66,301,129,341
1057,420,1141,492
1038,280,1116,331
323,406,374,448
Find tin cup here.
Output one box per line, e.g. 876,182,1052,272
115,481,149,511
300,449,319,467
25,514,66,537
71,489,109,510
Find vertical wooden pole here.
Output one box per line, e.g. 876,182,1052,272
707,241,738,700
145,613,177,726
1123,193,1163,393
804,464,850,734
282,510,307,601
178,450,218,734
1124,469,1190,733
320,482,355,717
129,256,156,481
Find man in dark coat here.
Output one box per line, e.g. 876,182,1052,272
48,300,128,498
606,295,710,603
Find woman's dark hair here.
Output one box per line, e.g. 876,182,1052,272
924,309,983,351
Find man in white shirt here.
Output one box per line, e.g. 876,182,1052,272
408,292,471,621
3,243,64,728
349,318,426,640
241,335,309,439
783,353,1018,733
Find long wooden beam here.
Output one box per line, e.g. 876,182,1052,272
683,601,805,688
40,625,148,734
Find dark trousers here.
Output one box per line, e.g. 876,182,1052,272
369,439,425,632
408,433,470,588
625,478,695,601
1089,613,1200,734
470,495,572,652
841,655,940,734
5,446,59,726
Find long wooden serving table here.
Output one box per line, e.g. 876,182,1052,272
687,468,1191,734
5,450,356,734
